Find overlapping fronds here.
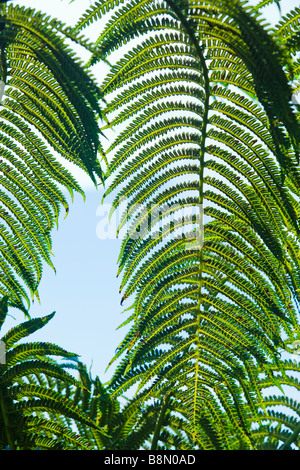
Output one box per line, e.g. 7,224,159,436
66,361,168,450
0,296,109,450
77,0,300,449
0,3,105,310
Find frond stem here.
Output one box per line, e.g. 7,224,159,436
0,45,6,83
164,0,211,441
151,394,170,450
280,421,300,450
0,385,15,449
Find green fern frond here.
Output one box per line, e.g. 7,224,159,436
23,416,95,449
80,0,300,449
0,3,105,309
0,297,108,450
1,312,55,349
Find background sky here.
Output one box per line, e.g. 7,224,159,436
2,0,300,385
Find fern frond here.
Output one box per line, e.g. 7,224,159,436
84,0,300,449
0,4,105,309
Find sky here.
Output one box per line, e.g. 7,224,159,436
2,0,300,385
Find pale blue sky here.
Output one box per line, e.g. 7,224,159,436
3,0,300,384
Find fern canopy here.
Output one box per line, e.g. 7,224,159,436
76,0,300,449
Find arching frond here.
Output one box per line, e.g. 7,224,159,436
76,0,300,449
0,4,105,310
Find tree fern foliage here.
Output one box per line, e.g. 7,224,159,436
76,0,300,449
0,3,105,311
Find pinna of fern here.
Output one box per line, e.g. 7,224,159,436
76,0,300,449
0,3,106,312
